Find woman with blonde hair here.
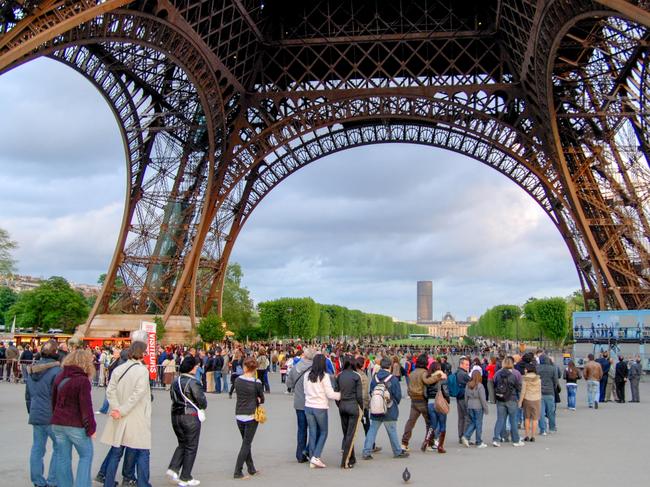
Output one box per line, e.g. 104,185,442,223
518,363,542,442
51,349,96,487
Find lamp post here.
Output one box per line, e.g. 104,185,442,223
286,307,293,339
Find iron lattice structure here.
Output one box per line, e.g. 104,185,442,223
1,0,649,331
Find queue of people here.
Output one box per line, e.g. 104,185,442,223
21,337,645,486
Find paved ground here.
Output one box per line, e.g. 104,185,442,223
3,372,647,486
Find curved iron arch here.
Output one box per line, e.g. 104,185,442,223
196,116,593,316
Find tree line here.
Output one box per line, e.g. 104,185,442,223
467,292,593,345
257,297,427,340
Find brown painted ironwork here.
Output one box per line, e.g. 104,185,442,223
1,0,649,331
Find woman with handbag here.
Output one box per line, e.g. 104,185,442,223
233,357,265,479
421,361,449,453
167,356,207,487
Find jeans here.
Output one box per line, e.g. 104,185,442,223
169,415,201,481
599,376,608,402
463,408,484,444
98,445,136,482
362,419,402,457
99,395,110,414
30,424,59,487
457,397,468,440
295,409,309,462
538,395,556,433
257,370,270,392
566,384,577,409
222,372,229,392
426,403,447,434
401,400,430,446
493,400,520,443
587,380,600,406
235,420,258,475
104,446,151,487
52,425,93,487
214,372,222,393
305,407,329,459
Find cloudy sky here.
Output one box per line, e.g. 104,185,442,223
0,58,580,321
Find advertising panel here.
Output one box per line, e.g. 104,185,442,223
140,321,157,380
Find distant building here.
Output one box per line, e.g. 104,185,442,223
427,312,471,338
417,281,433,323
0,274,101,297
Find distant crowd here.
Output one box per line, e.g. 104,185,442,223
15,337,644,487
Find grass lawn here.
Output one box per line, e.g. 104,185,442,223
385,338,460,346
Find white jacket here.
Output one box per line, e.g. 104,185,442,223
303,373,340,409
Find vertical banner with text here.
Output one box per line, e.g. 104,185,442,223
140,321,157,380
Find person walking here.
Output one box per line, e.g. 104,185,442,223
583,354,603,409
614,356,628,403
628,356,642,403
362,358,409,460
51,349,97,487
286,348,315,463
233,357,265,479
563,360,581,410
400,353,442,451
303,354,340,468
256,348,271,393
229,350,244,399
167,356,207,486
25,339,62,487
537,355,558,435
455,357,471,445
336,355,363,469
422,361,450,453
519,363,541,442
101,341,152,487
492,357,525,447
461,370,489,448
162,354,177,391
486,356,497,404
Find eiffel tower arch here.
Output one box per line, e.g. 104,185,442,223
1,0,648,340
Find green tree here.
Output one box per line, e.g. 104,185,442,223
318,310,331,338
154,315,166,341
525,297,568,344
0,228,17,275
5,276,89,333
0,286,17,328
197,313,225,344
221,263,254,333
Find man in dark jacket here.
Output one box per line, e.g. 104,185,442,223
25,340,61,487
286,348,315,463
614,356,628,403
455,357,471,444
537,355,559,435
362,357,409,460
596,351,611,403
628,357,641,402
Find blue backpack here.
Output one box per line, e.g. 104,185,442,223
447,371,459,398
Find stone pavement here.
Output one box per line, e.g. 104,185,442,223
3,373,647,486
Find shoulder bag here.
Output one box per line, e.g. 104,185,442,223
177,377,206,422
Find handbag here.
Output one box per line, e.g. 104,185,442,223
254,405,267,424
434,389,450,415
177,377,206,423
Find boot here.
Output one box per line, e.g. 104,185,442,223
421,427,435,452
437,431,446,454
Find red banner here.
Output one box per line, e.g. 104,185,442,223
140,321,157,380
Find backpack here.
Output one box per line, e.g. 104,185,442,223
447,371,459,398
370,374,393,415
494,370,513,401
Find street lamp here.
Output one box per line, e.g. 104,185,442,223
286,307,293,338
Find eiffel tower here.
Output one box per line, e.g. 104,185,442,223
1,1,649,340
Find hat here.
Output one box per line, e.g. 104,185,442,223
179,356,197,374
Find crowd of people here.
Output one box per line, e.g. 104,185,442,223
17,336,644,487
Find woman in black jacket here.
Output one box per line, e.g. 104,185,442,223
336,355,363,469
167,355,208,486
233,356,265,479
422,361,450,454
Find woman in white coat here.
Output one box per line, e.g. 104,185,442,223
101,341,152,487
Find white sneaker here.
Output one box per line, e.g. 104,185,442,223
476,442,488,449
401,444,410,452
512,441,525,447
178,480,200,487
310,457,326,468
541,431,547,436
166,469,179,482
492,441,501,447
461,437,470,448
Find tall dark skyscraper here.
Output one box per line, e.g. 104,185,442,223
417,281,433,323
